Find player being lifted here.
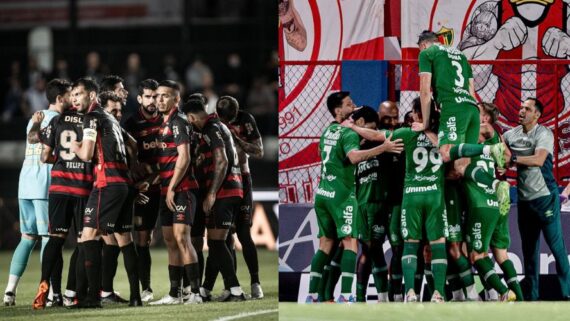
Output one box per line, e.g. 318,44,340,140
413,31,510,216
31,79,95,309
123,79,162,302
216,95,265,299
305,91,403,303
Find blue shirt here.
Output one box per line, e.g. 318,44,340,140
18,109,59,199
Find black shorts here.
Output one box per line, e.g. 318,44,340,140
191,189,206,237
159,190,196,227
48,194,87,237
235,173,253,228
83,184,132,234
134,189,160,231
206,197,241,230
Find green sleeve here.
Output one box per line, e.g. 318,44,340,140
391,127,412,143
342,129,361,155
418,48,433,74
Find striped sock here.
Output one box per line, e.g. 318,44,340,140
340,250,357,296
309,250,329,294
402,242,419,294
430,243,448,296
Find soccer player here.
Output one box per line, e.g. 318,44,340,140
123,79,161,302
4,79,69,306
100,75,128,105
351,106,390,302
216,95,265,299
183,96,247,302
414,30,510,215
149,81,202,305
305,91,402,303
349,99,448,303
31,78,95,309
70,78,142,308
504,98,570,301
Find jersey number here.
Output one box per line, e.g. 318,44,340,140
451,61,465,87
475,159,495,189
59,130,77,161
412,147,442,173
321,145,332,174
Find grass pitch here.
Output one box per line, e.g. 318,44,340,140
279,301,570,321
0,248,277,321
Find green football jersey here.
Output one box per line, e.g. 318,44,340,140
418,44,477,106
464,131,500,208
317,123,360,197
356,140,387,205
388,128,444,194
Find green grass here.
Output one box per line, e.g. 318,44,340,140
0,248,277,321
279,302,570,321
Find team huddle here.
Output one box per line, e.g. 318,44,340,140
3,75,265,308
307,31,570,303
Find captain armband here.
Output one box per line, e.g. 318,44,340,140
83,128,98,142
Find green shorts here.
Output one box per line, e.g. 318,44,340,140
465,207,500,253
401,192,448,242
314,190,360,239
389,205,402,246
358,202,389,242
438,102,480,146
490,214,510,249
445,180,465,243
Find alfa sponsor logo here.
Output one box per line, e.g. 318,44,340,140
447,116,457,141
401,209,408,238
472,222,482,250
343,206,353,225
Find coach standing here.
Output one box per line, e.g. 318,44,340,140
504,98,570,301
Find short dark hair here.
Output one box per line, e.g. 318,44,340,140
99,91,122,107
137,78,159,96
217,96,239,121
187,92,208,105
180,97,206,114
100,75,124,92
73,77,99,95
46,79,72,104
158,80,181,92
417,30,438,45
326,91,350,117
478,102,499,124
351,105,378,126
527,97,544,116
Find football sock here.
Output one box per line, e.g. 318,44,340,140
340,250,357,296
6,237,36,292
500,260,523,301
415,249,425,294
430,243,447,296
454,255,478,299
121,243,141,298
402,242,419,294
390,245,403,295
370,241,388,293
449,143,487,160
83,240,102,300
75,243,87,301
424,263,434,296
318,264,331,300
325,246,343,300
184,263,200,294
136,245,151,291
209,239,240,289
464,163,496,189
474,257,508,295
40,236,65,282
446,262,462,298
202,253,218,291
236,224,260,284
40,237,48,262
182,267,190,289
168,265,182,297
225,235,237,273
308,249,329,294
51,254,63,295
66,247,78,292
356,252,371,302
102,244,120,293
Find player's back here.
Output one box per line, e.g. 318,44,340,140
19,109,59,200
84,106,130,187
318,123,360,193
41,109,94,197
419,44,477,106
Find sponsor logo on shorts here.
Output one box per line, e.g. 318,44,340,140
401,209,408,238
84,216,91,224
176,213,185,221
447,116,457,141
372,224,385,239
405,184,438,193
487,199,499,207
85,207,94,215
175,205,187,213
107,223,115,228
316,188,335,198
545,210,553,218
472,222,482,250
448,224,461,235
341,205,354,235
443,209,449,238
341,224,352,235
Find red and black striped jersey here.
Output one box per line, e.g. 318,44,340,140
40,109,94,197
157,109,198,195
83,105,131,188
196,114,243,199
123,109,162,165
228,111,261,141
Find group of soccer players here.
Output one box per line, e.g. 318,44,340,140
307,30,526,303
3,74,265,309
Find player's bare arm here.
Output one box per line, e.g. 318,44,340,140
27,111,44,144
232,134,263,159
512,148,548,167
71,128,96,162
203,147,228,214
347,134,403,164
39,144,55,164
166,143,190,212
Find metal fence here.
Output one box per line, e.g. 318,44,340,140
278,59,570,204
